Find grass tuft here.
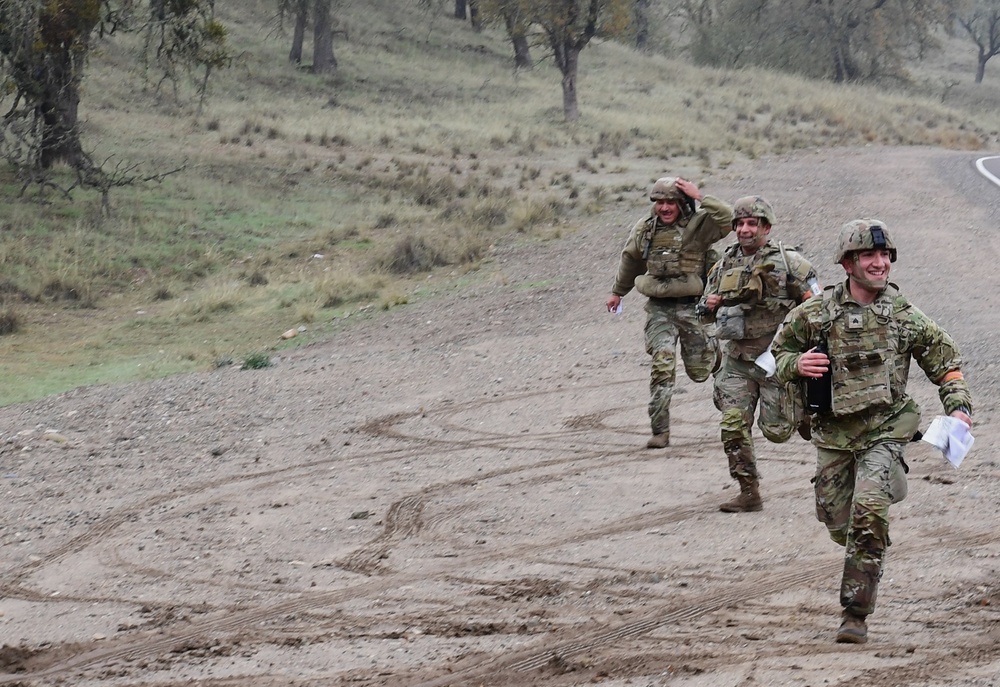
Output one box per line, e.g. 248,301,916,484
240,352,272,370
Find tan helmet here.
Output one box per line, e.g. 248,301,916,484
835,219,897,263
648,176,684,202
731,195,776,228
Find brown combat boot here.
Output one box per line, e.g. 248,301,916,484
836,611,868,644
719,476,763,512
646,432,669,449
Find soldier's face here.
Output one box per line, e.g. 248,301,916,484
735,217,770,252
653,198,681,224
843,249,892,290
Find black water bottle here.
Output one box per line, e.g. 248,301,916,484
805,339,832,414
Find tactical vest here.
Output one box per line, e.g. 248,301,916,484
715,244,796,340
820,287,900,417
644,218,705,279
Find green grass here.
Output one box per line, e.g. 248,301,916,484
0,0,997,406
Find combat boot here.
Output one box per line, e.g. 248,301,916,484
836,610,868,644
719,475,763,513
646,432,669,449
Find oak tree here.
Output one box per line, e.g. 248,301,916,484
280,0,337,74
479,0,632,121
0,0,230,198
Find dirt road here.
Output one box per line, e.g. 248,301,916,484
1,146,999,686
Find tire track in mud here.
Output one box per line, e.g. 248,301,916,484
0,379,649,600
393,529,1000,687
22,528,995,687
0,382,779,682
0,475,809,684
335,428,723,575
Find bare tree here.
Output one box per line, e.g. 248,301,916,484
956,0,1000,83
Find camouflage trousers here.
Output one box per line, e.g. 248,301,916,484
712,354,798,480
643,298,717,435
813,442,908,617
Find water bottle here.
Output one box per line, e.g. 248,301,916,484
805,339,832,414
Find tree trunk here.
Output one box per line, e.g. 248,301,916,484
469,0,482,32
35,2,96,169
38,83,83,169
504,12,532,69
831,37,859,83
312,0,337,74
560,47,580,122
635,0,651,51
455,0,467,20
976,49,986,83
289,0,308,64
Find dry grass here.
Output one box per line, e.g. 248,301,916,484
0,0,997,404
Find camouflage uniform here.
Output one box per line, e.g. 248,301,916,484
611,185,733,439
772,279,972,620
701,238,818,492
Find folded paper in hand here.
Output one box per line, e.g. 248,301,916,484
921,415,974,468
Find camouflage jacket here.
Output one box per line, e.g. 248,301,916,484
611,195,733,297
772,280,973,451
701,240,818,359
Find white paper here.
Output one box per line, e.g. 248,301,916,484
612,302,623,315
754,349,776,377
921,415,975,468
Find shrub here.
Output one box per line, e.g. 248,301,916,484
376,235,448,275
241,352,272,370
0,304,20,335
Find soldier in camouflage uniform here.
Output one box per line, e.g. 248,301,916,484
606,177,733,449
699,196,820,513
771,219,973,644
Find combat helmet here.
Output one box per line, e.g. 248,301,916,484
731,195,776,228
649,177,685,202
835,219,897,263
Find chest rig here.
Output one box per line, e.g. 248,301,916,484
819,288,900,416
715,244,795,340
643,218,705,280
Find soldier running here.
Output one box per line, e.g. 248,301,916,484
606,177,732,449
771,219,973,644
699,196,819,512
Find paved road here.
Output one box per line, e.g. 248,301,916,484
976,154,1000,187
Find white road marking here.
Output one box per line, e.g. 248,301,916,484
975,155,1000,187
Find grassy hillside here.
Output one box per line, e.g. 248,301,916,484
0,0,997,405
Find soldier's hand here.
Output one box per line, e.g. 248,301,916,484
705,294,721,310
674,178,702,202
797,347,830,378
606,294,622,312
950,409,973,428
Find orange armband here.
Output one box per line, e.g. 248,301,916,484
938,370,964,384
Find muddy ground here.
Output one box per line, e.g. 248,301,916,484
1,146,999,687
